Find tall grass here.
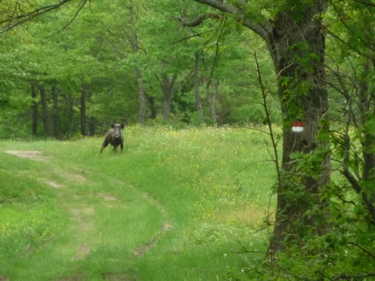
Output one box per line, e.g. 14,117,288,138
0,125,277,280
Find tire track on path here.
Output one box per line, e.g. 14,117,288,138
4,150,174,279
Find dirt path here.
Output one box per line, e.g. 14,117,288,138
4,150,172,280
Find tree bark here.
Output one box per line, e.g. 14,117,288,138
265,3,330,253
39,84,52,137
31,83,38,136
194,51,204,124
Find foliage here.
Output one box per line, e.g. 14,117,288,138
0,0,278,139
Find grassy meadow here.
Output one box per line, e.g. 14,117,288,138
0,125,277,281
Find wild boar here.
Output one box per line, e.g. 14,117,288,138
100,123,124,153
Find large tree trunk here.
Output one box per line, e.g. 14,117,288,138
161,74,177,120
194,51,204,124
39,84,52,137
265,3,330,253
31,83,38,136
185,0,330,253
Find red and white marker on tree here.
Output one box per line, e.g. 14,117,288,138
292,121,304,132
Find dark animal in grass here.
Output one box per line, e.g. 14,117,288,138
100,123,124,153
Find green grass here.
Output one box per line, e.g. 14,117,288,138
0,125,277,280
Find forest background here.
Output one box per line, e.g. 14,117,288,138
0,0,281,139
2,0,375,280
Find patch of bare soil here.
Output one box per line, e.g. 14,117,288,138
97,193,117,201
0,276,10,281
133,222,173,257
60,171,88,185
101,273,136,281
44,180,64,189
55,273,84,281
71,244,91,261
69,206,95,261
132,192,173,257
97,193,129,209
4,150,50,162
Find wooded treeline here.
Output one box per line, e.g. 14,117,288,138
0,0,278,139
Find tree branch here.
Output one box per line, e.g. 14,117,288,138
0,0,86,34
175,13,222,27
45,0,87,38
182,0,270,39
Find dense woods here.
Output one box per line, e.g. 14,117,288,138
0,0,277,139
2,0,375,279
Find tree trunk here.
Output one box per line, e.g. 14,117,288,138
68,95,74,140
162,74,177,120
80,85,87,136
147,95,157,119
356,58,375,221
52,83,61,140
31,83,38,136
39,84,52,137
128,2,147,125
183,0,330,252
88,116,97,136
265,4,330,253
136,70,147,124
194,51,204,124
207,78,219,124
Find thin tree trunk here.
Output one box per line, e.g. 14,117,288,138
31,83,38,136
148,96,157,119
162,74,177,120
207,78,219,123
89,116,97,136
52,83,61,140
194,51,204,124
39,84,52,137
356,58,375,221
136,70,147,124
80,85,87,136
68,95,74,139
129,2,147,125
